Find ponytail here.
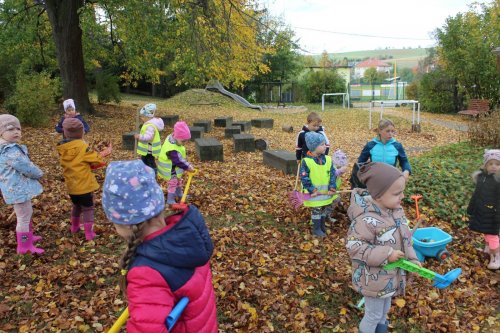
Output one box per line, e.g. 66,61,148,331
119,223,146,297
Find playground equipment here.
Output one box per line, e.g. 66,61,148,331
321,93,350,111
206,80,262,111
412,227,453,262
369,100,420,130
384,259,462,289
108,297,189,333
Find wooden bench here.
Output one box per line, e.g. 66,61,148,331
458,99,490,117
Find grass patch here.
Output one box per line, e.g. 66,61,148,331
404,141,485,226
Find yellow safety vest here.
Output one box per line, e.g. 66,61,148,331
136,123,161,157
158,135,186,180
302,156,339,207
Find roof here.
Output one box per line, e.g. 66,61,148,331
355,59,391,68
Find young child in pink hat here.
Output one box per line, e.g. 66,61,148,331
157,121,195,204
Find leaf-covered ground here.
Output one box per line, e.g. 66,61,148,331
0,91,498,332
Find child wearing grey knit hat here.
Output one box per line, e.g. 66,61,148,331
299,132,339,237
346,162,420,333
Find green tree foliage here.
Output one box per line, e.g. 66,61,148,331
418,68,460,113
300,69,345,103
95,70,121,104
6,71,60,126
434,1,500,105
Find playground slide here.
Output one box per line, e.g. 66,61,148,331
206,80,262,111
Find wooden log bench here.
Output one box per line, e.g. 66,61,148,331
458,99,490,118
195,138,223,161
233,134,255,152
224,126,241,138
160,115,179,127
214,117,233,127
188,126,204,140
193,120,212,133
263,150,297,175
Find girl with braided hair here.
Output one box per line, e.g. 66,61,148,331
102,160,218,332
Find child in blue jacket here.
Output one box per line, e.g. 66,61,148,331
0,114,44,254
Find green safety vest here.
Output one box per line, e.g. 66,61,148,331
157,135,186,180
302,155,339,207
136,123,161,157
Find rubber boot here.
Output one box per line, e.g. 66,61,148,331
84,222,96,241
166,192,177,205
29,220,42,242
320,216,326,233
375,320,389,333
16,232,44,254
312,219,326,237
487,247,500,270
70,216,81,233
175,186,184,200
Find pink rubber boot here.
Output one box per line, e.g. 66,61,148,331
70,216,81,233
29,220,42,242
16,232,44,254
84,223,96,241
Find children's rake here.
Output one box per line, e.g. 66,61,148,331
287,166,303,210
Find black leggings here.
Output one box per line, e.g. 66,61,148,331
141,154,157,171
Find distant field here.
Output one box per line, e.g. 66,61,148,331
317,47,430,69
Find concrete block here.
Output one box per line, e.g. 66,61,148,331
251,118,274,128
160,115,179,127
214,117,233,127
233,134,255,152
193,120,212,132
263,150,297,175
195,138,223,161
255,139,269,151
232,121,252,132
122,132,138,151
188,126,204,140
224,126,241,138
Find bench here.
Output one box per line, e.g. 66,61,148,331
458,99,490,117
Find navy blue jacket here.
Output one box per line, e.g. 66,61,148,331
55,115,90,134
295,125,330,160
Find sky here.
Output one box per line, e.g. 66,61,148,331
260,0,489,54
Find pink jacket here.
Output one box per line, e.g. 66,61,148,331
126,206,218,332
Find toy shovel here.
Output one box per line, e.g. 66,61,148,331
171,169,198,210
383,259,462,289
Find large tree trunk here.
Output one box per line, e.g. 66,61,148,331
45,0,93,114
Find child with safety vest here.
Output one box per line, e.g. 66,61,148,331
300,132,338,237
158,121,194,204
134,103,164,172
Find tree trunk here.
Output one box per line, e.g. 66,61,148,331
45,0,93,114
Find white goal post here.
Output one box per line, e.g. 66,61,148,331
321,93,350,111
369,100,420,129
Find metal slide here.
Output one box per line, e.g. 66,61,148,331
206,80,262,111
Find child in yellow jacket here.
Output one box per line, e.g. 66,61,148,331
56,118,111,240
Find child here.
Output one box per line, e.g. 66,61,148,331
351,119,411,188
56,118,111,241
300,132,338,237
0,114,44,254
295,112,330,163
134,103,165,171
346,162,420,333
55,99,90,136
158,121,194,204
467,149,500,270
102,160,218,332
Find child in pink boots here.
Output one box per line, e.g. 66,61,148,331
467,149,500,270
158,121,194,204
0,115,44,254
56,118,111,241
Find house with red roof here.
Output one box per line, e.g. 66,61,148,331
354,58,392,78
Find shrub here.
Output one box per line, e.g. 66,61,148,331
418,69,461,113
404,142,483,227
6,71,60,127
299,70,346,103
95,71,121,104
468,110,500,147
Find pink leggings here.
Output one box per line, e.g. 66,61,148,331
484,234,499,250
13,200,33,233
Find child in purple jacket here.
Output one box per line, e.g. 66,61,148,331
55,99,90,136
157,121,194,204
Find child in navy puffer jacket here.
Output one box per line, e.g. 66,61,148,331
102,160,218,333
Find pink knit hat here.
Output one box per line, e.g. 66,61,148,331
173,121,191,140
483,149,500,166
